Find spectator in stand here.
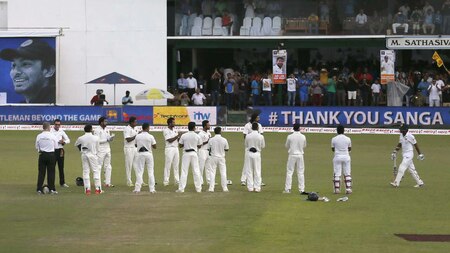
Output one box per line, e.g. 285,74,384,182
417,77,430,106
404,79,414,107
359,78,371,106
399,3,411,18
435,74,445,106
428,79,442,107
197,75,206,94
251,76,260,106
392,11,409,34
308,13,319,34
122,90,133,105
344,0,355,17
210,69,222,106
177,73,188,93
319,1,330,22
371,78,381,106
215,0,227,16
186,72,197,98
327,75,337,106
298,73,311,106
261,74,273,106
369,10,386,35
347,72,358,106
286,74,297,106
191,88,206,106
336,75,347,106
180,0,193,36
179,92,190,106
442,0,450,34
422,9,435,34
357,68,373,83
224,72,235,110
410,6,423,35
423,1,434,14
237,76,248,110
355,9,368,34
222,10,233,35
434,10,443,34
311,76,323,106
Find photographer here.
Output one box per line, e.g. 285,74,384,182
90,89,109,106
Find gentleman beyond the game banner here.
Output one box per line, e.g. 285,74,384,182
0,37,56,104
272,49,286,84
380,50,395,85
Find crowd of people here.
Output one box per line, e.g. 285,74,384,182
172,66,450,109
175,0,450,36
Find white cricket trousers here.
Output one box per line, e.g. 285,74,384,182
163,147,180,185
178,152,202,192
98,150,112,185
198,149,211,184
246,152,262,191
124,147,137,185
285,155,305,192
209,156,228,192
393,155,423,186
81,153,101,191
133,152,155,192
333,155,351,179
240,151,249,182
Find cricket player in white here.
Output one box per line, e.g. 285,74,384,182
284,123,307,194
133,123,157,193
331,125,352,194
207,127,230,192
93,117,115,187
390,124,424,188
123,116,139,187
245,122,265,192
177,122,203,193
163,117,180,186
198,120,211,185
75,124,101,195
241,113,264,186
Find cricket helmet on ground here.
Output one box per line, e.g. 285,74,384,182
75,177,84,186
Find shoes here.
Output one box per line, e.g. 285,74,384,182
175,189,184,193
334,189,341,194
241,181,246,186
95,188,103,194
127,183,134,187
208,190,214,193
261,182,266,186
61,184,69,188
50,190,58,195
248,188,254,192
85,189,91,195
337,196,349,202
37,190,44,195
132,190,140,194
282,189,291,194
414,183,424,188
163,182,169,186
390,182,398,187
254,189,261,193
142,182,148,187
223,189,229,192
346,189,352,194
150,190,156,194
300,191,309,195
104,184,114,188
322,197,330,202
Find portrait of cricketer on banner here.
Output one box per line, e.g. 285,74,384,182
272,49,287,84
380,50,395,85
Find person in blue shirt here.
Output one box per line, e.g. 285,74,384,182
417,78,430,106
251,78,260,106
298,74,311,106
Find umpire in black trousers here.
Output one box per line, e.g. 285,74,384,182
35,122,59,194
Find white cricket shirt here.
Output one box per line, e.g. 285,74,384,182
179,131,202,153
399,132,416,156
50,128,70,149
198,130,211,151
75,133,100,155
35,131,58,152
243,122,263,135
123,125,138,147
93,126,113,151
245,131,265,152
285,132,307,155
163,127,179,148
331,134,351,156
208,134,229,158
136,132,156,153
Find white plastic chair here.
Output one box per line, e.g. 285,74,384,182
187,13,197,36
202,17,213,35
240,17,252,35
191,17,203,36
261,17,272,36
213,17,223,36
250,17,262,36
271,16,282,35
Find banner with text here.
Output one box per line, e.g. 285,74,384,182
248,107,450,127
0,106,153,124
380,50,395,85
153,106,218,125
272,49,287,84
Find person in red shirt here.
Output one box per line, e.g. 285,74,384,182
222,10,233,35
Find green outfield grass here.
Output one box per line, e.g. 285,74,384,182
0,130,449,253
